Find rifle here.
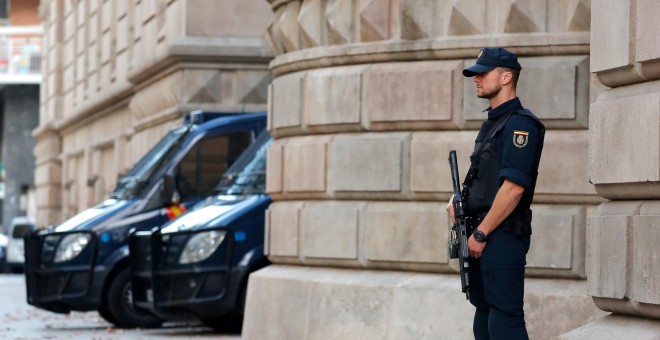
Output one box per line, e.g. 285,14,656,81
448,150,470,299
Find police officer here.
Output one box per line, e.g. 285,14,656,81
446,47,545,339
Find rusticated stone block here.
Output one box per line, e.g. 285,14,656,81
631,216,660,303
270,71,305,130
526,205,588,278
401,0,486,38
305,272,394,339
185,0,272,37
586,202,640,299
129,71,183,121
36,185,63,210
363,61,464,130
265,6,286,55
591,0,631,72
244,266,605,340
548,0,591,32
34,133,62,159
330,133,407,192
266,201,303,258
589,93,660,188
359,0,400,41
298,0,324,49
636,0,660,63
488,0,548,33
631,201,660,305
410,131,474,194
464,56,590,129
364,202,446,264
243,266,313,340
400,0,436,39
35,162,62,187
525,278,609,340
588,215,629,298
282,135,331,193
536,130,596,196
304,66,364,127
278,1,301,52
560,314,660,340
326,0,356,45
300,201,363,260
266,139,285,194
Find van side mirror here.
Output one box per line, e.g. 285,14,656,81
161,174,176,205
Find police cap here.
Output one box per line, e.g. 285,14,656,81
463,47,522,77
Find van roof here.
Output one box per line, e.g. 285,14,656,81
193,111,267,134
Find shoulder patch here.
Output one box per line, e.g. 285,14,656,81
513,130,529,148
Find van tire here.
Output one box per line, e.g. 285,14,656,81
106,268,163,328
201,315,243,333
98,305,118,325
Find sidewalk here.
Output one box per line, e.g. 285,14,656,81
0,274,241,339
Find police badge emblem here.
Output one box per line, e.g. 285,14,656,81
513,130,529,148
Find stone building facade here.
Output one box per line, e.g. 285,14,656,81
35,0,660,339
34,0,273,226
242,0,660,339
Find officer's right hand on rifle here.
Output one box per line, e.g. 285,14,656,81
446,195,455,225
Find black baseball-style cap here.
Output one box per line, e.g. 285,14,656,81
463,47,522,77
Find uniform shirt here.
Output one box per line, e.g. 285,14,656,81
480,97,543,189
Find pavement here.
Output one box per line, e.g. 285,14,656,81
0,274,241,339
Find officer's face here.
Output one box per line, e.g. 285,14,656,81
473,68,505,99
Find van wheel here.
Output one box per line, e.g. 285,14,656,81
106,268,163,328
98,305,118,325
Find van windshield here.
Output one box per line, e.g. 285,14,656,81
216,131,271,196
110,126,190,199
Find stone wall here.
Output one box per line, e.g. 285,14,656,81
561,0,660,338
244,0,608,339
34,0,273,225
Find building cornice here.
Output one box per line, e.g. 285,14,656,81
269,32,590,77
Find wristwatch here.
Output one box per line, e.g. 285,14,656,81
473,229,488,242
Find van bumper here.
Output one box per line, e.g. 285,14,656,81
130,227,246,319
24,230,106,313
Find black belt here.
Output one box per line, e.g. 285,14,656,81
469,209,532,236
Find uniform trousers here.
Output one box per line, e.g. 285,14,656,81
468,227,531,340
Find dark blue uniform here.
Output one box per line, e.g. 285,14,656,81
466,97,545,340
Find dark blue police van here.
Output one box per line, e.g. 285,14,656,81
129,130,272,331
24,111,267,328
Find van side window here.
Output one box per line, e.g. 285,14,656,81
176,132,252,202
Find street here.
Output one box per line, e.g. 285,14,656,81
0,274,241,339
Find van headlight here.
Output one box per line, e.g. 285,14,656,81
54,233,92,263
179,230,226,264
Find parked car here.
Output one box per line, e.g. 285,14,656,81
24,111,266,328
130,130,272,331
0,233,7,272
6,216,36,273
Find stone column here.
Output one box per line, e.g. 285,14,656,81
34,0,64,226
244,0,606,339
562,0,660,338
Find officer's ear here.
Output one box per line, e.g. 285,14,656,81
499,68,514,86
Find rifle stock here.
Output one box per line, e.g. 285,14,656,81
448,150,470,299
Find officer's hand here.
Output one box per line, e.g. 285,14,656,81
468,235,486,258
446,195,455,224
